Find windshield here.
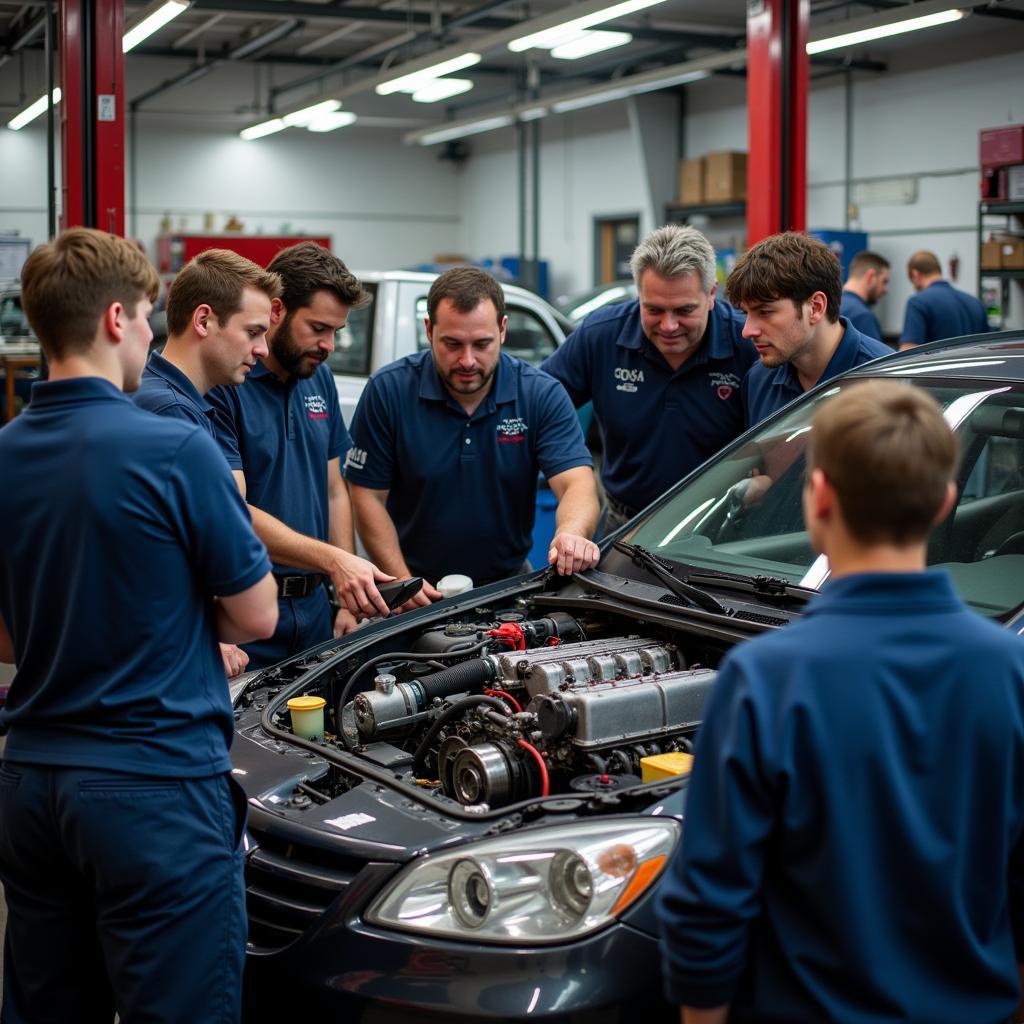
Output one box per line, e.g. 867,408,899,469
625,376,1024,618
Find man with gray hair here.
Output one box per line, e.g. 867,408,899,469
542,225,754,533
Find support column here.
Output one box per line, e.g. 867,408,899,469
746,0,808,244
60,0,125,234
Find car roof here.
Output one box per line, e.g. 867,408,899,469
849,330,1024,383
354,269,546,304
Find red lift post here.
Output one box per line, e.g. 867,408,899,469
746,0,809,244
60,0,125,235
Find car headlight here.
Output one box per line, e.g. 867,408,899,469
365,817,679,944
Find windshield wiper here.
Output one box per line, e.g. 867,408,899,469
612,542,727,614
682,567,817,604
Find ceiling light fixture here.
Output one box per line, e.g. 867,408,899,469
417,114,514,146
550,29,632,60
551,86,632,113
282,98,341,127
411,78,474,103
239,117,286,141
123,0,189,53
376,53,481,96
306,111,357,132
7,87,61,130
508,0,666,52
807,4,966,55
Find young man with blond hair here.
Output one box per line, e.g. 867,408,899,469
657,380,1024,1024
0,228,277,1022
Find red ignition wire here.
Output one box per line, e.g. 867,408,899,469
484,689,523,713
486,623,526,650
517,738,550,797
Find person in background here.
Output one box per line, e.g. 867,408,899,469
541,225,754,535
208,242,392,667
899,249,990,348
839,249,890,342
134,247,282,678
0,228,277,1023
657,380,1024,1024
728,231,891,427
346,266,599,603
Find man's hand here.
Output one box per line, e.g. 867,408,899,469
326,550,394,618
333,607,363,637
220,643,249,679
548,533,600,575
397,579,444,612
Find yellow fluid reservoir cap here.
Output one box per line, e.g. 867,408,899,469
640,752,695,783
287,696,326,711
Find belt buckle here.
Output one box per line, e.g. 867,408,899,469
280,576,306,598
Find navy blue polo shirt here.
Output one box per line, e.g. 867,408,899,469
839,290,883,341
208,360,350,575
0,378,270,777
742,317,891,427
657,572,1024,1023
133,350,216,435
900,280,990,345
344,351,591,584
540,299,755,512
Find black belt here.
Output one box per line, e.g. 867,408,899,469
606,495,639,520
274,573,325,599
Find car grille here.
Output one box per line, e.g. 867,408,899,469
245,827,366,954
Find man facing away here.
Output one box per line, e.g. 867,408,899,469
134,247,282,677
208,242,392,667
0,228,278,1023
839,249,890,342
899,249,990,349
542,225,754,534
657,380,1024,1024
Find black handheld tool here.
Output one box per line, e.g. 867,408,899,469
377,577,424,610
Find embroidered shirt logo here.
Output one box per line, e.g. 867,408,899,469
304,394,328,419
614,366,644,393
497,416,528,443
709,371,741,401
345,447,367,471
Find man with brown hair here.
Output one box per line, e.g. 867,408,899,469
346,266,599,601
900,249,990,348
839,249,890,341
0,228,278,1022
135,248,282,677
208,242,391,667
727,231,891,426
657,379,1024,1024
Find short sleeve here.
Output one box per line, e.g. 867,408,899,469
532,373,593,481
343,375,397,490
322,368,352,462
540,327,594,407
206,385,244,470
900,296,928,346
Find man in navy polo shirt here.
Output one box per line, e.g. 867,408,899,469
346,266,599,603
900,249,990,348
541,225,754,536
209,243,391,667
657,381,1024,1024
0,228,278,1023
135,248,282,678
839,249,889,341
728,232,891,428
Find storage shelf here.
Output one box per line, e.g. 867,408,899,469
665,201,747,220
980,268,1024,280
980,201,1024,217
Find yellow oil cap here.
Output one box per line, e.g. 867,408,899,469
641,752,694,783
287,696,326,711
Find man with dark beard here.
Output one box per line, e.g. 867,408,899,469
209,243,391,667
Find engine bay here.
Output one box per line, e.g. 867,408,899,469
241,595,735,811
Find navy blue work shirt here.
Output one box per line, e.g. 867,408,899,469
540,299,755,512
0,378,270,778
839,290,883,341
208,360,350,575
657,572,1024,1024
133,350,216,435
742,317,891,427
344,351,592,584
900,280,990,345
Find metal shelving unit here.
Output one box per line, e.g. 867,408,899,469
979,201,1024,329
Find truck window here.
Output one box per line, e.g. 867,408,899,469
327,282,376,377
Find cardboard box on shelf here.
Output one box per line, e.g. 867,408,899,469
1002,239,1024,269
704,151,747,203
678,157,704,205
981,240,1004,269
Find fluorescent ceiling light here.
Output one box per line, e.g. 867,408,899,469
552,86,632,112
7,87,61,130
807,7,964,54
417,115,514,145
412,78,473,103
123,0,189,53
307,110,357,132
376,53,481,96
629,68,709,93
282,98,341,127
239,117,286,141
508,0,666,52
551,29,632,59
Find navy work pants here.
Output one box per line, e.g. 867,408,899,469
243,586,332,669
0,764,247,1024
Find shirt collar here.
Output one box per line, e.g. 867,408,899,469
418,350,517,414
146,351,213,415
615,298,734,369
29,376,129,407
806,570,961,616
764,317,867,395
